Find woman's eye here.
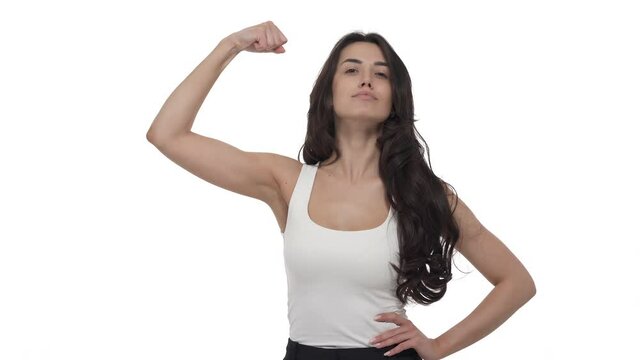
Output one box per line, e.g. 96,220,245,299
345,68,388,78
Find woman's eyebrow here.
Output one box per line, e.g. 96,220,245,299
341,58,389,67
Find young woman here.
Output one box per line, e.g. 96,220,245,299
146,20,536,360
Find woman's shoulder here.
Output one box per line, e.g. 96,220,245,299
263,154,304,207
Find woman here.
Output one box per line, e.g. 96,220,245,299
146,20,536,360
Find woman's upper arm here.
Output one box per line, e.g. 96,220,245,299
445,188,534,288
148,131,285,204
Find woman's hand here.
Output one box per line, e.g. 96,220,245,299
371,312,443,359
226,20,288,54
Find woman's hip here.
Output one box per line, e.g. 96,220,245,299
283,338,421,360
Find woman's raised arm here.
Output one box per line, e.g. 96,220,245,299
146,21,290,204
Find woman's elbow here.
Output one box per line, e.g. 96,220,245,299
520,270,536,302
527,276,537,300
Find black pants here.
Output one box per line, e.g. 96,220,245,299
283,338,421,360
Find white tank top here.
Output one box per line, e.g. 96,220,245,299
281,162,407,349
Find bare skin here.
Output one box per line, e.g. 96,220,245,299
146,20,536,360
277,41,395,233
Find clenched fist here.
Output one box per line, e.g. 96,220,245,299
227,20,288,54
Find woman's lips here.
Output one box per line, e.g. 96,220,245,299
354,94,376,100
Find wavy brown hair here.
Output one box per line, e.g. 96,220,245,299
297,32,461,306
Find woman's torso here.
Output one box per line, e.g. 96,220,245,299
271,160,392,234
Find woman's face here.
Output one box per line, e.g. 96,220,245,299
331,42,393,126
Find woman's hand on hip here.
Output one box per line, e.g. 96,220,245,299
370,312,443,359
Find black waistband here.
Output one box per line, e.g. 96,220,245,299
285,337,420,359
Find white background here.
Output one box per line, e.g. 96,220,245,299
1,0,638,359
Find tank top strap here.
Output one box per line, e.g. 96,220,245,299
289,163,316,213
282,163,318,237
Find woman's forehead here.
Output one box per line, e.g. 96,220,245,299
338,42,386,64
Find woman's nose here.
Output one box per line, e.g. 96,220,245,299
359,69,372,87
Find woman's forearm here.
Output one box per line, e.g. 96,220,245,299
146,36,240,145
433,274,536,359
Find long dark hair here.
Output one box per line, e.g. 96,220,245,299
297,32,461,306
